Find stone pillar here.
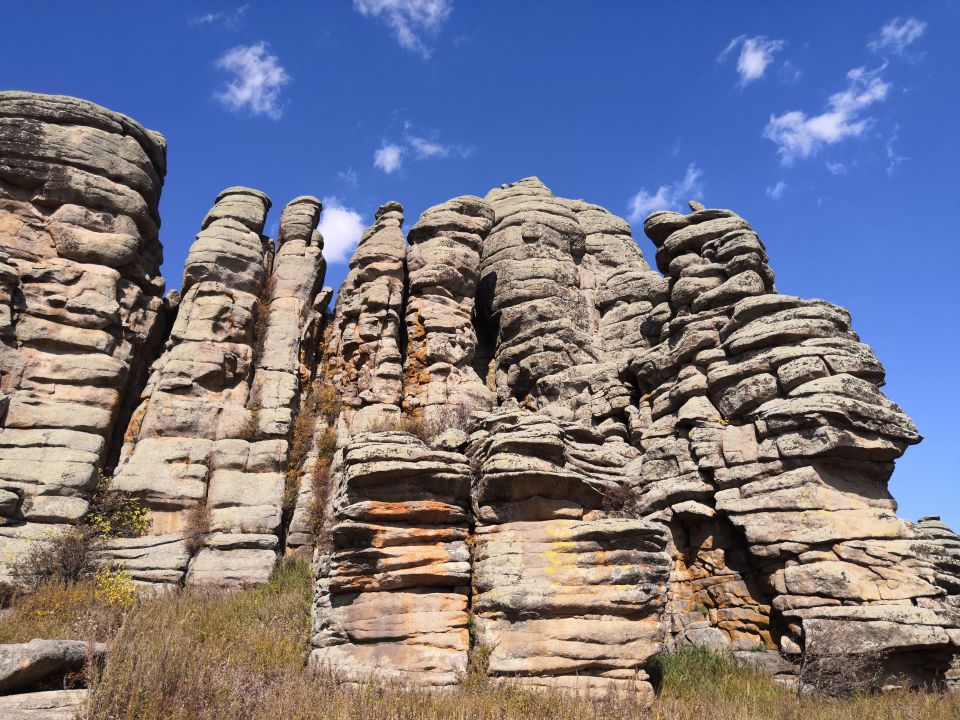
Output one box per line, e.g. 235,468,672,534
310,432,472,687
0,92,169,579
403,195,495,422
109,187,272,587
323,202,406,433
467,409,671,697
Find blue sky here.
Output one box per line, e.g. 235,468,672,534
3,1,958,527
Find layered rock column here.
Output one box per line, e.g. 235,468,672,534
311,432,472,686
0,92,170,578
479,179,601,405
403,196,495,421
108,187,274,587
635,204,959,676
468,410,672,696
324,202,406,432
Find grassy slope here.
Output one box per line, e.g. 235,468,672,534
1,559,956,720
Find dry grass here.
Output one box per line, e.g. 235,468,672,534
3,560,955,720
0,579,126,643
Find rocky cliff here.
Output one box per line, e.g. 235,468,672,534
1,92,958,696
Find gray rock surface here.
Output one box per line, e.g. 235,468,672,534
0,639,105,694
0,95,956,694
0,689,87,719
0,92,170,579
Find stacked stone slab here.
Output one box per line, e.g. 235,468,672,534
468,409,671,696
322,202,406,433
1,94,957,692
108,187,275,586
403,196,496,421
311,432,472,686
634,203,959,680
479,179,601,406
0,92,170,579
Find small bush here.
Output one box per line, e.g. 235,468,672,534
798,651,886,697
314,428,337,460
183,503,211,556
84,469,151,539
365,403,475,443
309,457,333,545
94,563,137,608
11,526,101,589
0,580,21,609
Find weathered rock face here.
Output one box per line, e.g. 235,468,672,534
311,432,472,686
0,93,957,696
107,189,330,587
323,201,406,433
314,180,960,692
0,93,170,577
403,196,495,421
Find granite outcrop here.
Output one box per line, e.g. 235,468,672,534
1,92,958,696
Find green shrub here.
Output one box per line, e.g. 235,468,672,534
84,469,151,539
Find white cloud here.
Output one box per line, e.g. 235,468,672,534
319,197,365,263
214,42,290,119
407,135,449,158
766,181,787,200
406,133,473,159
627,164,704,223
719,35,785,85
190,4,249,28
763,65,890,164
826,161,847,175
374,143,404,173
353,0,452,58
869,17,926,56
338,167,359,187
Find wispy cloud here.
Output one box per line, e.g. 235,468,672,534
826,161,847,175
766,181,787,200
374,143,404,173
869,17,926,56
408,135,450,158
886,124,908,177
353,0,452,58
319,197,366,263
627,164,704,223
338,167,359,187
763,65,890,164
719,35,785,85
189,4,249,28
373,127,472,174
407,134,473,159
214,42,290,119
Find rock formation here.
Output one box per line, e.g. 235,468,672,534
0,93,170,572
0,92,958,696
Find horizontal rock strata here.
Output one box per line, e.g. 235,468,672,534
0,94,957,695
311,432,472,686
0,92,170,578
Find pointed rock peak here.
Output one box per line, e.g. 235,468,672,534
688,200,705,212
202,186,272,234
643,211,690,245
514,176,548,189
